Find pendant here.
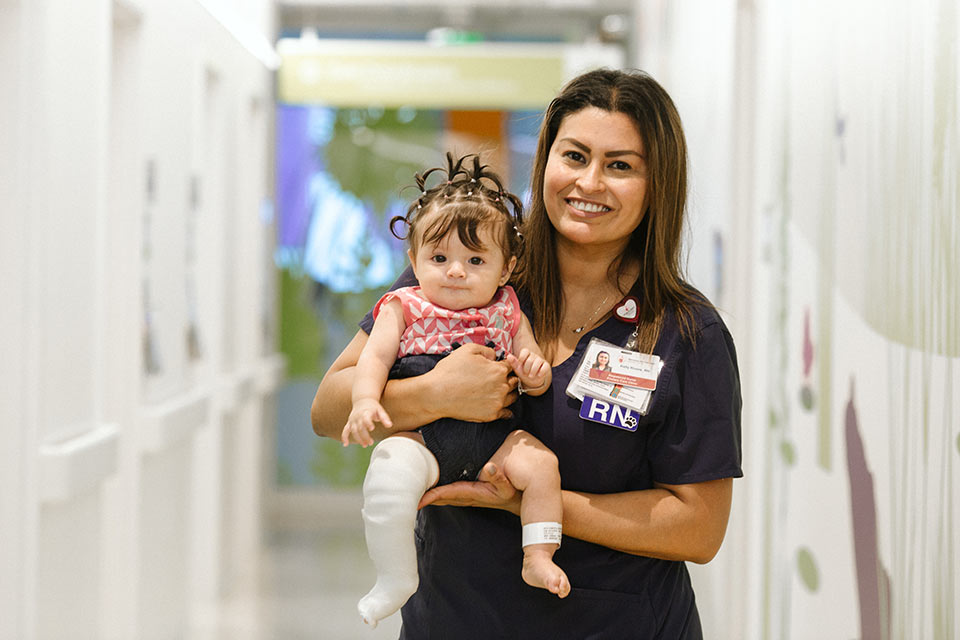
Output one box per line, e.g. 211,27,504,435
614,296,640,323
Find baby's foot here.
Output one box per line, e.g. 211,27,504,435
521,549,571,598
357,575,418,628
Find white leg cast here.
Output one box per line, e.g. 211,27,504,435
357,436,439,628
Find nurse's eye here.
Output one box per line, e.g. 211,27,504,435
468,256,484,266
610,160,632,171
563,150,586,163
431,254,447,263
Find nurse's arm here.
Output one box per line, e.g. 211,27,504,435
311,330,519,441
561,478,733,564
419,466,732,564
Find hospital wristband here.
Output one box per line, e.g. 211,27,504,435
521,522,562,548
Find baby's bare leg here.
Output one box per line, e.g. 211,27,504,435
487,430,570,598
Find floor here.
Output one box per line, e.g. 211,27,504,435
192,490,403,640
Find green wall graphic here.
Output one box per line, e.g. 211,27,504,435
756,2,959,637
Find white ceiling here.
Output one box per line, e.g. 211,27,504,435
276,0,635,49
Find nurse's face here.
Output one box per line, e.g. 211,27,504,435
543,107,649,253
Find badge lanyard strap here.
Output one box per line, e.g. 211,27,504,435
625,321,640,350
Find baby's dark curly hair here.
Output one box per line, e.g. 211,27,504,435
390,152,524,262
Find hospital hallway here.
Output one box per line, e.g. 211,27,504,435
3,0,959,639
190,493,403,640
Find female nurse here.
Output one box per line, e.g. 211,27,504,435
311,68,742,639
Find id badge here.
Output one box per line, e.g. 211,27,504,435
586,349,659,390
566,337,663,420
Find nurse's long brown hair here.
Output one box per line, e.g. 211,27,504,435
514,68,702,352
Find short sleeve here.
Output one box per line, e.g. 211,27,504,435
359,266,418,334
647,319,743,485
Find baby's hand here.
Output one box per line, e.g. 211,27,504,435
506,348,551,395
341,398,392,448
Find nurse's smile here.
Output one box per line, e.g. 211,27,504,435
565,197,612,217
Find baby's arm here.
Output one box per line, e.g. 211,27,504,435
342,300,406,447
506,314,552,397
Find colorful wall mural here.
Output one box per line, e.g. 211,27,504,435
271,39,623,489
757,2,958,637
274,103,541,487
638,1,958,637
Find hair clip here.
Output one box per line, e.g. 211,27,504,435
466,191,473,197
470,178,477,183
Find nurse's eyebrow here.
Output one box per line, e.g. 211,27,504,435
561,138,644,158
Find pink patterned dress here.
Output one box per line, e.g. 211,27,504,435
373,285,522,359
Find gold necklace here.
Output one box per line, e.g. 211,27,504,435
571,294,611,334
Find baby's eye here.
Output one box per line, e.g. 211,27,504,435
468,257,484,266
431,254,446,263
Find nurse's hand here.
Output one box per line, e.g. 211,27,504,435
428,344,518,423
418,462,521,516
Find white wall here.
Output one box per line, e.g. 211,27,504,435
0,1,283,638
633,1,960,639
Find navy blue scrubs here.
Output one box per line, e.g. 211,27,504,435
359,268,742,639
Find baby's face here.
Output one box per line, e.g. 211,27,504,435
409,225,515,311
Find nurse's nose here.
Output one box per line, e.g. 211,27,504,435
575,161,604,193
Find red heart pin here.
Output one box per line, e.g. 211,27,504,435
614,296,639,323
